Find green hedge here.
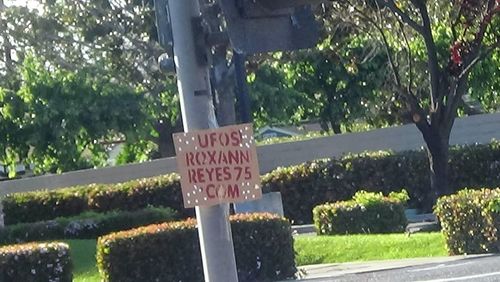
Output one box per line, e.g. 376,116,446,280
263,141,500,224
0,207,176,244
96,213,295,282
4,141,500,225
2,174,190,225
434,188,500,255
313,190,408,235
0,242,72,282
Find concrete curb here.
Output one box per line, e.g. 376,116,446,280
290,254,496,281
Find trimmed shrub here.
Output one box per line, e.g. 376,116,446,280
490,199,500,252
231,213,296,281
434,188,500,255
263,141,500,223
0,207,177,244
86,175,184,214
96,213,295,282
313,190,408,235
2,186,92,225
2,174,190,225
0,242,72,282
4,141,500,225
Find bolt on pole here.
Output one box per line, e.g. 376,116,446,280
166,0,239,281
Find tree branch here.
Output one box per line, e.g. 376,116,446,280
440,0,499,127
463,0,498,65
444,78,468,133
375,0,424,33
401,86,431,135
412,1,441,113
350,0,429,132
459,40,500,80
450,0,466,41
370,1,402,88
472,0,497,47
396,19,413,95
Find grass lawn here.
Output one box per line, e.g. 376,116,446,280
66,232,447,280
294,232,447,266
64,240,100,282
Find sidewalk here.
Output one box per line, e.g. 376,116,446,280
290,255,492,281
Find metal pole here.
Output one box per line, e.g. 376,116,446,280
167,0,239,281
234,51,252,123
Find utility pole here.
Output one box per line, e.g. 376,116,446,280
167,0,238,281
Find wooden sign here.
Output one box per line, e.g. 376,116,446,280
173,124,261,208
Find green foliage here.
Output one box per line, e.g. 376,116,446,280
2,186,91,225
295,233,446,266
5,141,500,227
2,173,189,225
248,64,316,129
115,140,157,165
352,190,385,206
1,0,182,167
96,213,295,282
313,191,407,235
284,42,392,133
85,175,184,214
0,207,177,244
249,35,395,133
262,141,500,224
328,0,499,117
488,198,500,213
352,189,410,206
0,242,73,282
434,188,500,255
470,50,500,112
323,1,498,207
388,189,410,204
0,56,151,175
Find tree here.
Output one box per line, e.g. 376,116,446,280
281,40,391,133
1,0,244,160
247,63,316,129
468,50,500,112
0,0,183,162
0,56,150,175
330,0,499,209
247,34,398,133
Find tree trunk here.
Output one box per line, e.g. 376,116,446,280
330,122,342,134
326,92,342,134
423,131,452,212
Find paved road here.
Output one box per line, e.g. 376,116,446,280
299,255,500,282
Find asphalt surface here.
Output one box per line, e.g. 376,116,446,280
298,255,500,282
